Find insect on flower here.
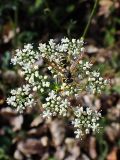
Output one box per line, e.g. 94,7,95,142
44,51,84,85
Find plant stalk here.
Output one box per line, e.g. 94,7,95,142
82,0,98,38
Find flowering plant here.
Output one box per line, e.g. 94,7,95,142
7,37,108,138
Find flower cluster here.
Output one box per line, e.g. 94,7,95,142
11,44,39,67
60,83,80,96
24,65,50,93
42,90,70,117
87,71,108,94
38,37,84,67
74,60,108,94
72,106,101,138
7,84,35,113
7,37,108,138
11,44,50,94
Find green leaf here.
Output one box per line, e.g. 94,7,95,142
29,0,44,13
0,149,10,160
112,85,120,94
104,28,116,46
98,140,108,160
17,31,37,44
35,0,43,9
66,4,75,13
48,157,56,160
1,52,11,69
67,19,77,36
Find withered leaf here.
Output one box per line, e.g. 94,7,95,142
49,119,65,146
17,138,46,156
107,147,118,160
30,115,43,127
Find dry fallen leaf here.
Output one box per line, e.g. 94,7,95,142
107,107,120,121
0,107,17,116
2,22,20,43
94,99,101,110
83,94,93,107
86,45,99,54
3,70,17,85
98,0,113,17
107,147,118,160
89,136,97,160
81,154,90,160
0,128,5,135
27,125,48,136
0,87,5,106
49,119,65,146
10,115,23,131
100,94,119,115
65,155,78,160
105,123,120,142
30,115,43,127
65,138,80,159
55,146,66,160
17,138,46,157
41,153,49,160
40,136,49,147
14,150,23,160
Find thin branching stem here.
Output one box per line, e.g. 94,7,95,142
82,0,98,38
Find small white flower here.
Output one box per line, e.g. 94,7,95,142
43,110,52,118
48,90,57,99
44,75,48,79
11,56,18,65
24,44,33,51
92,71,100,77
61,37,69,43
45,82,50,87
40,88,44,93
85,128,90,134
10,89,16,95
7,96,16,105
35,71,39,77
81,47,85,52
86,71,90,75
99,77,103,81
74,129,82,138
33,86,37,91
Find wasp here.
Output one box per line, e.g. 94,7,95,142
60,53,84,84
59,54,74,84
62,69,73,83
59,54,68,68
44,52,84,85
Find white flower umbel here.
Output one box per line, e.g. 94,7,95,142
7,84,35,113
7,37,108,138
24,66,50,93
72,106,101,138
87,70,108,94
11,44,51,94
76,60,108,94
42,90,70,117
11,44,39,69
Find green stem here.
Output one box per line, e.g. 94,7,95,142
82,0,98,38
